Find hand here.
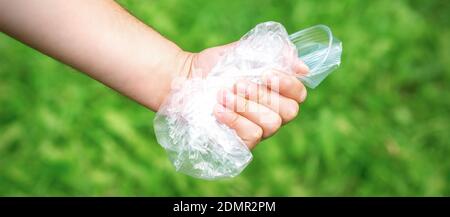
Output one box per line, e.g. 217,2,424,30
0,0,308,150
180,43,309,149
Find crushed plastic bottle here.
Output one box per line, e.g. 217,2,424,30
154,21,342,180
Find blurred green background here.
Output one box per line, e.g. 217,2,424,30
0,0,449,196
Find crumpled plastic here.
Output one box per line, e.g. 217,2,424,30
154,21,342,180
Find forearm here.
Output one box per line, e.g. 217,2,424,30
0,0,192,110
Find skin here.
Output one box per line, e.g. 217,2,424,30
0,0,308,149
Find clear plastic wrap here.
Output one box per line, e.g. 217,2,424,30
154,21,342,180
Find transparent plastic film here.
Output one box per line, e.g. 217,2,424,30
154,21,342,180
290,25,342,88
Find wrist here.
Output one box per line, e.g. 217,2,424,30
174,50,196,80
151,50,195,110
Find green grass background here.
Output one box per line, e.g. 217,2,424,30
0,0,449,196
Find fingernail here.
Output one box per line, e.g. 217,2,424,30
217,89,225,104
296,60,309,75
224,89,233,100
299,61,309,70
269,75,280,90
262,70,270,78
300,88,307,102
299,59,309,68
217,89,235,108
235,80,248,97
214,104,229,121
214,104,226,114
270,75,280,83
262,71,274,82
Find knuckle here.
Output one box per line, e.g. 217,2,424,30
284,100,299,122
235,80,248,98
246,126,263,150
228,113,240,128
283,76,294,87
263,114,282,137
243,98,251,113
293,82,306,103
256,85,266,103
273,115,283,130
298,80,305,91
251,126,263,141
300,86,308,102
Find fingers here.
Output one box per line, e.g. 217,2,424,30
233,80,299,124
292,59,309,76
213,68,308,150
213,104,262,149
217,89,282,139
263,70,307,103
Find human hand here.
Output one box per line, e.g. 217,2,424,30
0,0,306,151
178,43,309,149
